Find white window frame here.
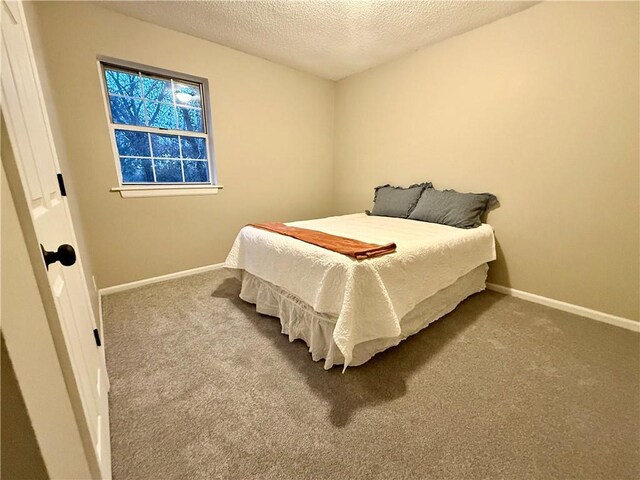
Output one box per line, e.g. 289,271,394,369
97,56,222,198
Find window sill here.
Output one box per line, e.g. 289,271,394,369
111,185,223,198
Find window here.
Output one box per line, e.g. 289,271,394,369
99,58,219,197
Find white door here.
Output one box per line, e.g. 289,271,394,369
1,0,111,477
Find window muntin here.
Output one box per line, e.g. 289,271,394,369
101,62,213,186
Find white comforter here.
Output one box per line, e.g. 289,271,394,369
224,213,496,367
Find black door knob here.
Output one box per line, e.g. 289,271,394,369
40,244,76,270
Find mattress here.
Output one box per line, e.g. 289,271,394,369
239,264,489,368
225,213,496,367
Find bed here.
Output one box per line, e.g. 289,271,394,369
224,213,496,369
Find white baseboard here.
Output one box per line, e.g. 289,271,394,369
486,283,639,333
99,263,225,296
98,266,638,333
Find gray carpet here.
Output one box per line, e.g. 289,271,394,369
102,269,639,480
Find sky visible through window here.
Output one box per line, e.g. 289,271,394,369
104,66,211,184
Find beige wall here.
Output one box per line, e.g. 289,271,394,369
1,336,49,480
27,1,335,288
334,1,639,321
27,1,639,321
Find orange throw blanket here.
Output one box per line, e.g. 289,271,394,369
248,222,396,260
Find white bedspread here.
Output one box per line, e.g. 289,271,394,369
224,213,496,367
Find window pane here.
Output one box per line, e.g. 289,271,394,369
150,133,179,158
115,130,150,157
184,160,209,183
121,157,154,183
105,69,141,98
174,82,201,108
104,63,214,186
109,96,146,126
145,101,177,129
176,107,203,132
154,159,183,182
180,137,207,159
142,76,173,103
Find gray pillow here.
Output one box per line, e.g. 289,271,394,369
408,188,498,228
370,183,431,218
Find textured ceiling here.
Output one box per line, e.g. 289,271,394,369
98,1,538,80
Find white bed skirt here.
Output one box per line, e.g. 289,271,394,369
236,263,489,369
